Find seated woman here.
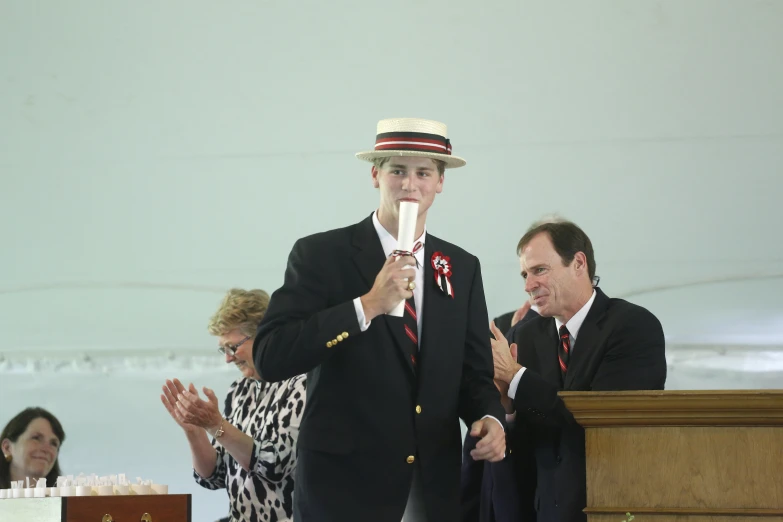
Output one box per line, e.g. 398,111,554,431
161,288,306,522
1,407,66,488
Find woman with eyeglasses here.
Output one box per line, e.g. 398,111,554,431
160,288,306,522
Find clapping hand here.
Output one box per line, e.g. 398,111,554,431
161,378,223,434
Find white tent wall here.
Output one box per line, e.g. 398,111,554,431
2,1,781,520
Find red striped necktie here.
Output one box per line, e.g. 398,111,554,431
403,296,419,367
401,242,422,367
558,325,571,380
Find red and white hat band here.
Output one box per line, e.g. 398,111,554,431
374,131,452,156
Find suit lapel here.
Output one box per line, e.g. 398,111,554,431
420,235,438,370
351,215,417,376
563,288,609,389
352,215,386,289
420,234,461,374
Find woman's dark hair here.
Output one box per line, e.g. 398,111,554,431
0,407,66,488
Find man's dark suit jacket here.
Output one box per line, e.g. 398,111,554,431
254,214,504,522
508,287,666,522
493,310,516,336
461,307,540,522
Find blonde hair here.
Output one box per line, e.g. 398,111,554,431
207,288,270,337
372,157,446,176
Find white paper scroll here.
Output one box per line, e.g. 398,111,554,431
388,201,419,317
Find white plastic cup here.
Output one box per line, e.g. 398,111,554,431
131,484,150,495
75,485,92,497
96,485,113,496
24,488,34,498
114,485,130,496
150,484,168,495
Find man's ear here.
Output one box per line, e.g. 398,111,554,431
573,251,587,275
371,166,380,188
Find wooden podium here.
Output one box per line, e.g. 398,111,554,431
562,390,783,522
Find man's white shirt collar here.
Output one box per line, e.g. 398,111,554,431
555,289,597,341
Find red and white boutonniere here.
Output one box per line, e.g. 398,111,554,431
431,251,455,298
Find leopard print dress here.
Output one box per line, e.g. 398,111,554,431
194,375,306,522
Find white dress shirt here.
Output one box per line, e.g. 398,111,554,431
507,290,597,400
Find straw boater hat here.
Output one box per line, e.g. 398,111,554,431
355,117,466,169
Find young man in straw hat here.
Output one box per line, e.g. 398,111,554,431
254,117,506,522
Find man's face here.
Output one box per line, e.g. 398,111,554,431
372,156,444,222
519,232,582,320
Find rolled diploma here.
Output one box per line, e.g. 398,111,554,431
387,201,419,317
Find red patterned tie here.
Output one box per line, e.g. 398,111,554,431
558,325,571,380
403,297,418,366
400,241,422,367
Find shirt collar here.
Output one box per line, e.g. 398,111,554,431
371,211,426,259
555,289,597,340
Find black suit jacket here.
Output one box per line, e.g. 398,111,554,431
508,288,666,522
461,307,540,522
254,214,504,522
493,310,516,336
504,308,540,341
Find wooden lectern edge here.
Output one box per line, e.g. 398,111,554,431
559,390,783,427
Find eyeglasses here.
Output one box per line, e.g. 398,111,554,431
218,335,253,356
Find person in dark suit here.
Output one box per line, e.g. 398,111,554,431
490,220,666,522
492,301,538,338
461,299,540,522
461,301,539,522
254,118,506,522
492,302,539,338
